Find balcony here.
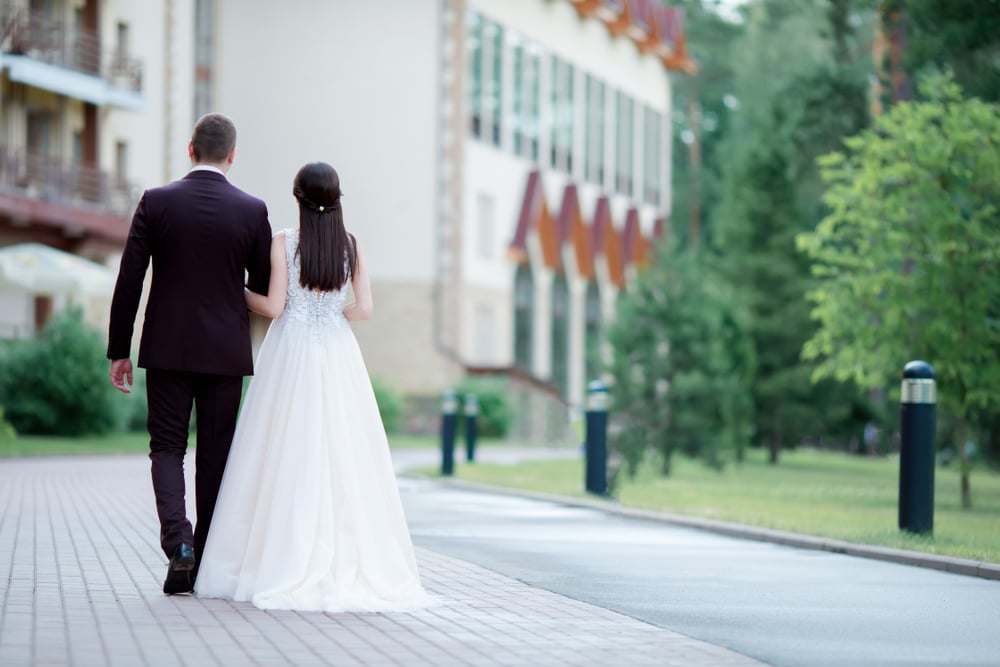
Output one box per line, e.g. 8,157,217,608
0,146,136,243
0,3,143,109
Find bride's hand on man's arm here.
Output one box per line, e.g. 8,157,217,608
246,231,289,319
344,241,372,322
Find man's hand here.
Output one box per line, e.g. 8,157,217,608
110,359,134,394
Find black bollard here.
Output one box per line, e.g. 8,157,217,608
440,389,457,476
899,360,936,534
464,393,478,463
584,380,609,496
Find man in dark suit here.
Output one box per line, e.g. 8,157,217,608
107,113,272,595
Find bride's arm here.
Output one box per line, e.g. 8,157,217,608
245,231,289,319
343,239,373,322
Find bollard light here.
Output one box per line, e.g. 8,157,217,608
440,388,458,476
464,393,479,463
899,360,936,534
584,380,609,496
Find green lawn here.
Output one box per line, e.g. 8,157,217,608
0,431,151,457
440,447,1000,564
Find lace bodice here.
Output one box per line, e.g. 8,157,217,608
281,228,348,328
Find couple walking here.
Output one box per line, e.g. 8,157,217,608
107,113,430,612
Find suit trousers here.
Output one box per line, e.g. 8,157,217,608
145,369,244,564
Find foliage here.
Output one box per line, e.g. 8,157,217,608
883,0,1000,103
712,0,875,460
798,73,1000,505
667,0,744,246
455,376,513,439
0,309,121,436
371,376,403,434
0,406,15,440
606,239,754,476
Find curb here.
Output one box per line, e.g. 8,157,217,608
427,476,1000,582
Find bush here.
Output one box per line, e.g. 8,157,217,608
0,308,121,436
371,376,403,434
455,376,513,439
0,406,15,440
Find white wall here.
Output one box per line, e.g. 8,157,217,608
101,1,169,190
215,0,440,283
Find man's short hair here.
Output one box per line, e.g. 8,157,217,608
191,113,237,163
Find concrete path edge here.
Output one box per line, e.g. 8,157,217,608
418,475,1000,582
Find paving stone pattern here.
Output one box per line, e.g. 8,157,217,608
0,456,766,666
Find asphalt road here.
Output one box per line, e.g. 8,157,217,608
398,476,1000,667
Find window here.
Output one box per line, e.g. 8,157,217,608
511,36,541,160
114,141,128,188
614,90,634,196
643,106,662,206
468,11,483,138
474,303,497,364
487,21,503,146
26,112,52,155
549,57,574,173
476,193,495,259
583,74,605,186
513,264,533,369
469,13,503,147
551,273,570,397
116,22,129,60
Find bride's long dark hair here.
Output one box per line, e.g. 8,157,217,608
293,162,357,291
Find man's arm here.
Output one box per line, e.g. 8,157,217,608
246,203,272,295
107,192,152,362
107,193,152,394
244,232,289,319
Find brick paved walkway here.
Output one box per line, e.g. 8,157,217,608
0,455,766,666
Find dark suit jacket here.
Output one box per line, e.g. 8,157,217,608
107,169,272,376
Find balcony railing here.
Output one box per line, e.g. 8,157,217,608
0,146,139,220
0,3,142,93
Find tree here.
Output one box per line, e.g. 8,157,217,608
713,0,874,462
798,74,1000,507
607,239,754,477
882,0,1000,104
667,0,743,248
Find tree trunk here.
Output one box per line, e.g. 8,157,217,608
769,422,780,464
957,413,972,509
686,97,702,249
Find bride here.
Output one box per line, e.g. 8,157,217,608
195,162,430,612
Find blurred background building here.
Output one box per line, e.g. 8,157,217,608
0,0,195,335
1,0,691,434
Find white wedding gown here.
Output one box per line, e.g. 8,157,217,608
196,228,430,612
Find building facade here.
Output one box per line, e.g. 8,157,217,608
0,0,196,335
211,0,691,416
1,0,691,427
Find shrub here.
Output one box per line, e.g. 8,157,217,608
371,376,403,434
0,308,121,436
0,406,15,440
455,376,513,439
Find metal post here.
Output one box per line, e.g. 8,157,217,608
899,360,936,534
464,393,478,462
440,388,457,476
584,380,609,496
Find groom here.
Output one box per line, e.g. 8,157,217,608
107,113,272,594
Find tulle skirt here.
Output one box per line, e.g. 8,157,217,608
195,315,431,612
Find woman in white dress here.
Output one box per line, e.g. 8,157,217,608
195,162,430,612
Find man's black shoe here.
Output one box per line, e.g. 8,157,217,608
163,570,193,595
163,543,196,595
